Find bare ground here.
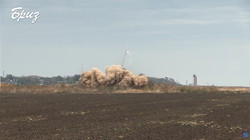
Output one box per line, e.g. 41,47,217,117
0,92,250,140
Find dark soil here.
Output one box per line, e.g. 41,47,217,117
0,92,250,140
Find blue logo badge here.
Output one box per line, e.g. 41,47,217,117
242,131,249,138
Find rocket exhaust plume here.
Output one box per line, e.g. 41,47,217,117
121,49,130,67
79,65,148,88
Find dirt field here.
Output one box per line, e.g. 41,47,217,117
0,92,249,140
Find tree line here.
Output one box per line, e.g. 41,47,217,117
1,74,180,86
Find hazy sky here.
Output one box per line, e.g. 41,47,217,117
1,0,250,86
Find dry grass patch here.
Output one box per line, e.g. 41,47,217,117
9,115,46,123
216,103,230,107
59,111,89,116
191,113,207,118
146,120,175,125
177,120,200,126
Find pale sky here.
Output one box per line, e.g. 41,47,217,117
1,0,250,86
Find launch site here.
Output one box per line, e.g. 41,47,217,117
1,0,250,139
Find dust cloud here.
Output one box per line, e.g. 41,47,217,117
79,65,148,88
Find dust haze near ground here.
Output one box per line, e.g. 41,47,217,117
79,65,148,88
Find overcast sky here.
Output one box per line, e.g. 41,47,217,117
1,0,250,86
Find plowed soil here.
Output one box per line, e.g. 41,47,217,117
0,92,249,140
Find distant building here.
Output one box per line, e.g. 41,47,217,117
193,74,197,86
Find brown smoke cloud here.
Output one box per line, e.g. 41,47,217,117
79,65,148,88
